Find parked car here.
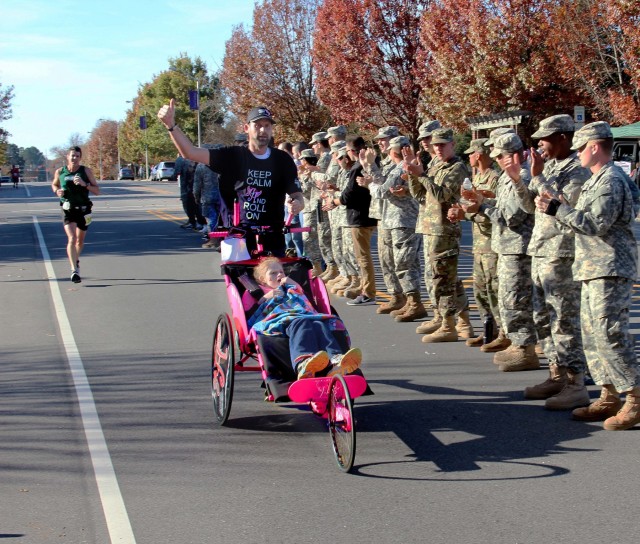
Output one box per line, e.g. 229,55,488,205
149,165,158,180
118,167,134,180
155,161,176,181
0,175,10,186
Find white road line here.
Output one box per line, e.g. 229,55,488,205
32,217,136,544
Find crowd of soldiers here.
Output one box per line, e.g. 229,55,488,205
292,115,640,431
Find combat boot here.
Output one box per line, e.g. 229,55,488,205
395,293,429,322
524,364,567,399
480,330,511,353
377,293,407,315
320,264,339,282
603,388,640,430
416,311,442,335
455,311,474,340
495,344,540,372
572,385,623,422
535,344,546,358
329,276,350,293
311,262,324,278
465,335,484,347
339,276,361,299
545,370,591,410
421,315,458,343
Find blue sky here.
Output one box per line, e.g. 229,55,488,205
0,0,255,157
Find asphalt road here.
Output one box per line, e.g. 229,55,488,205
1,180,639,544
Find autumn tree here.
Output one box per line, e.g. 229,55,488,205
549,0,640,124
314,0,428,138
0,81,15,161
418,0,586,130
221,0,331,141
85,120,119,179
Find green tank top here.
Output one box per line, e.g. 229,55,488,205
59,165,91,207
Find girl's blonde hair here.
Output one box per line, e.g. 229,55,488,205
253,257,283,284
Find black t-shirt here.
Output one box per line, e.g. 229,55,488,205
340,162,377,227
208,146,301,227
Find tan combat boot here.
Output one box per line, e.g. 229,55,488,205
416,311,442,335
421,315,458,343
535,344,546,358
311,262,324,278
377,293,407,315
524,364,567,399
465,335,484,347
480,330,511,353
395,293,429,322
603,388,640,430
545,370,591,410
329,276,350,293
495,344,540,372
572,385,623,422
339,276,361,299
320,264,339,282
455,311,474,340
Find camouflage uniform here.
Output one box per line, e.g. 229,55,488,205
370,160,421,295
480,141,536,346
513,151,590,372
316,149,334,266
551,149,639,391
299,164,323,263
464,167,500,325
330,158,359,277
409,150,469,318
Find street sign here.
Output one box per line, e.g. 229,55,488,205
188,90,199,111
574,106,585,129
139,116,147,130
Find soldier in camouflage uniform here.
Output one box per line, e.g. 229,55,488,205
323,145,360,298
360,135,423,320
511,115,591,410
462,133,539,370
298,146,325,276
359,126,403,312
309,131,336,279
449,138,500,346
405,128,471,342
538,122,640,430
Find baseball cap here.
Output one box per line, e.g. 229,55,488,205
418,120,441,141
374,126,399,140
571,121,613,150
430,128,454,144
299,149,317,160
464,138,490,154
327,125,347,138
489,133,524,158
330,140,347,153
532,114,575,139
485,127,515,146
246,106,275,124
308,131,328,145
388,135,411,149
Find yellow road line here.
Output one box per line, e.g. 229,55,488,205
147,210,184,224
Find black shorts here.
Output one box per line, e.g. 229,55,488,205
62,209,89,231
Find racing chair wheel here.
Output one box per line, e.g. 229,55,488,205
211,313,235,425
328,375,356,472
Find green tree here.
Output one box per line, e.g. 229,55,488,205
0,81,14,160
21,146,47,167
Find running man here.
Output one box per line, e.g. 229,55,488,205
51,146,100,283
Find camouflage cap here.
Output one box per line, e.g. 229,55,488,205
327,125,347,138
430,128,454,144
484,127,515,146
234,133,248,142
417,120,441,141
335,147,349,159
489,133,524,158
532,114,575,139
373,126,399,140
388,135,411,149
571,121,613,150
464,138,490,154
308,131,328,145
299,149,317,160
330,140,347,153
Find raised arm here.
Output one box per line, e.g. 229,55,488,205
157,98,210,165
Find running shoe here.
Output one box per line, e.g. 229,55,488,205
71,271,82,284
328,348,362,376
346,294,375,306
296,351,330,379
